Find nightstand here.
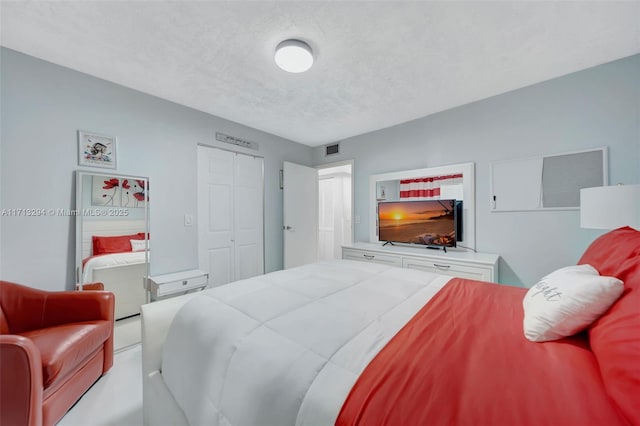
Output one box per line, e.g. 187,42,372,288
147,269,209,300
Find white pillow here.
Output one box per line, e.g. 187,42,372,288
523,264,623,342
130,239,148,252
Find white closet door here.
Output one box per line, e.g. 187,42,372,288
198,146,235,287
234,153,264,280
197,146,264,287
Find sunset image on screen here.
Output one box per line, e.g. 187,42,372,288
378,200,455,246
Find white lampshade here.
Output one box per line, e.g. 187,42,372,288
580,184,640,229
274,39,313,73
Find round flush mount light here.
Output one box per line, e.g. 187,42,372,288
274,39,314,73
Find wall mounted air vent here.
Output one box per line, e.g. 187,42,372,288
325,143,340,156
216,132,259,151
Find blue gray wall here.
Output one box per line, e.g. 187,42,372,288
1,48,312,291
2,47,638,290
313,55,640,287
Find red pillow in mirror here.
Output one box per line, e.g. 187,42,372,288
92,234,145,255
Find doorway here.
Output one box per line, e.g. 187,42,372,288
317,162,353,260
283,160,353,268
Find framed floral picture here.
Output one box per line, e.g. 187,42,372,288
78,130,117,169
92,176,122,206
91,176,149,208
121,178,148,208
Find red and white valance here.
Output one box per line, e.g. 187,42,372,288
399,173,463,199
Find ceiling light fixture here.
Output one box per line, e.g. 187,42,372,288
274,39,314,73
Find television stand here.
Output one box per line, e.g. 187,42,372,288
426,245,446,253
342,243,500,282
382,241,395,246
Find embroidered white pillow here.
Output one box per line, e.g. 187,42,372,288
130,239,148,252
523,264,623,342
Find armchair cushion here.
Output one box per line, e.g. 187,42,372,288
20,321,112,390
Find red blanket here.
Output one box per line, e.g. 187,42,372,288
337,278,628,425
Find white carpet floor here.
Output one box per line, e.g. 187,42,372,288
113,315,142,353
57,345,143,426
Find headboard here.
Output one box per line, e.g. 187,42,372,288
82,219,146,259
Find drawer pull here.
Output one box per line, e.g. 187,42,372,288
433,264,450,270
363,254,375,260
182,280,188,286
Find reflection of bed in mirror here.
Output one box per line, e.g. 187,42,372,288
76,169,150,323
81,219,148,320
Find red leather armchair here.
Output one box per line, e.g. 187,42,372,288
0,281,114,426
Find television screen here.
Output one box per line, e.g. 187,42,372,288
378,199,457,247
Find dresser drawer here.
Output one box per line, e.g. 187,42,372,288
402,257,493,281
342,248,402,267
342,244,499,283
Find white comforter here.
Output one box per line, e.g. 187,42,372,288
82,251,147,283
161,260,450,426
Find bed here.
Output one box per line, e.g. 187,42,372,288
81,228,148,320
141,227,640,425
83,251,147,319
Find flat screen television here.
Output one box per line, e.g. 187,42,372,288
377,199,459,248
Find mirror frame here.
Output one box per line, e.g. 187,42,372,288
368,162,476,250
75,171,150,297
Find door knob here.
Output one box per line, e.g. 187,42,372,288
284,226,293,230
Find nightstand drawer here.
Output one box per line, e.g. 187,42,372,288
156,275,207,297
343,249,402,266
148,270,209,298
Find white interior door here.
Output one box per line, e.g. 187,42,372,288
198,146,264,287
283,161,318,269
234,153,264,280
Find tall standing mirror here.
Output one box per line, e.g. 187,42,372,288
76,171,149,321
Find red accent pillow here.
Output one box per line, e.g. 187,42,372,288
578,226,640,424
578,226,640,276
92,234,145,255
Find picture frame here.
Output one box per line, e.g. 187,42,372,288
78,130,117,169
91,176,122,206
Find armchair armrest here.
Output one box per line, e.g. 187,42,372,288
0,335,43,426
80,282,104,291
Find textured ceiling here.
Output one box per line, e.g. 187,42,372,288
1,1,639,147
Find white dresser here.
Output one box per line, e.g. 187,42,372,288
342,243,500,282
147,269,209,300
